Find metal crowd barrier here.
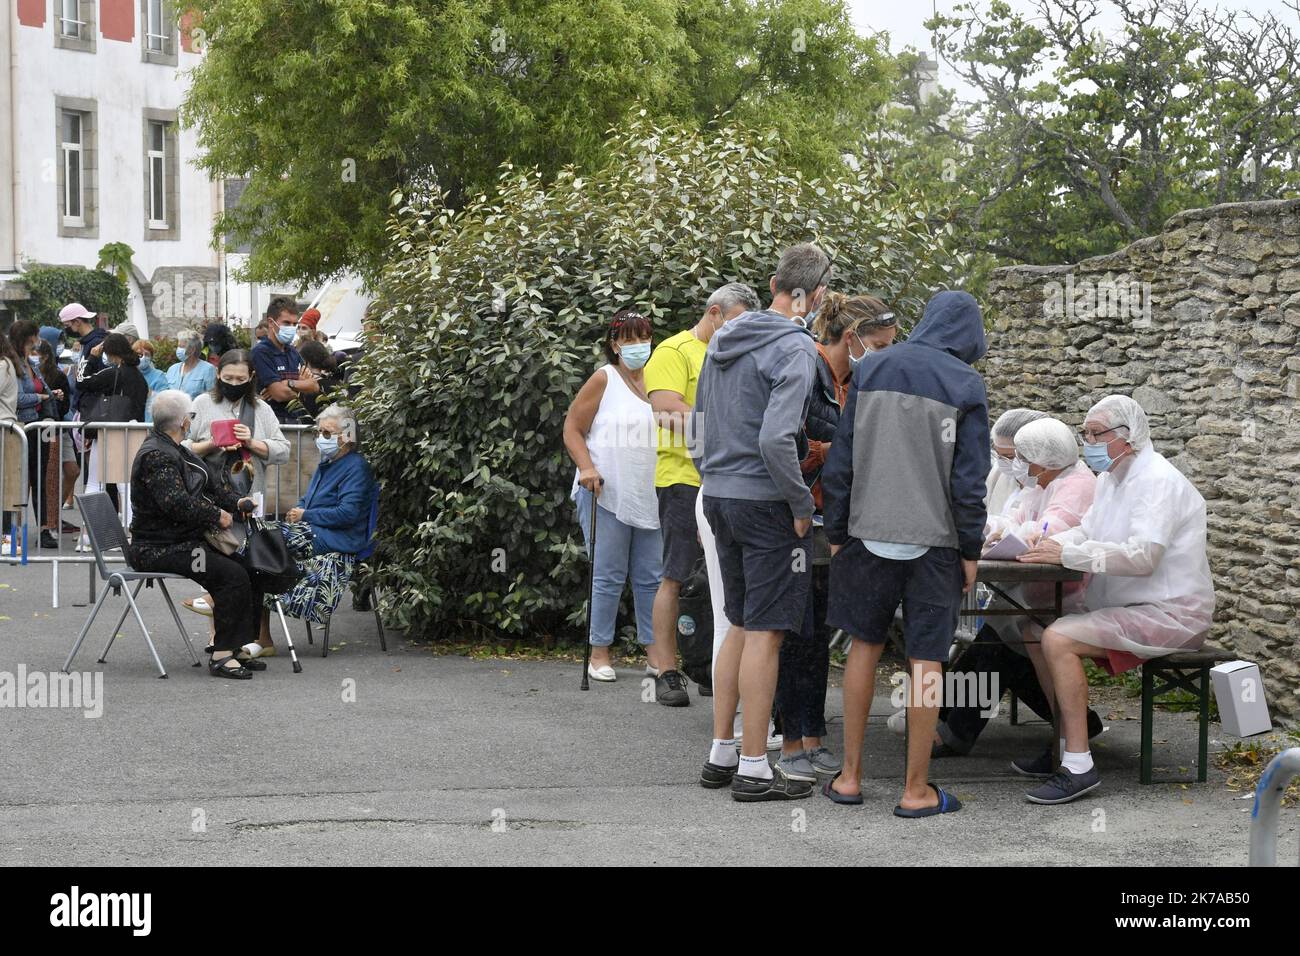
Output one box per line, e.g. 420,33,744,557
0,419,319,608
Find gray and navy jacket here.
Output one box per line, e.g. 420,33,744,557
821,290,990,560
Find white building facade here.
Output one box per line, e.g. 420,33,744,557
0,0,226,337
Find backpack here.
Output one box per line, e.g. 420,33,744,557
675,555,714,689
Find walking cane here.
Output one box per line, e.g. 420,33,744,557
580,478,603,691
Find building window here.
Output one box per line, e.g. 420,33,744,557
141,0,179,66
142,110,180,240
61,111,84,225
147,122,167,227
55,97,98,238
58,0,81,37
146,0,168,52
53,0,96,53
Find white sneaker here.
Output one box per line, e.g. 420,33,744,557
587,663,617,682
887,708,908,736
74,535,90,553
1,535,22,555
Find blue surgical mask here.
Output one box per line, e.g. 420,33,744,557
1082,442,1113,473
315,435,339,459
175,347,187,362
139,357,154,372
619,343,651,370
277,324,298,346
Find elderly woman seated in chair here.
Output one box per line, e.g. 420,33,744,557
245,404,378,657
128,389,263,680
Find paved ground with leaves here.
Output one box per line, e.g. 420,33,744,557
0,561,1286,866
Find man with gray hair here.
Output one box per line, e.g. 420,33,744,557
643,281,761,706
693,244,827,800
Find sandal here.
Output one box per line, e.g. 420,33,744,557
822,772,864,806
183,597,214,617
203,644,267,670
208,655,252,680
893,783,962,818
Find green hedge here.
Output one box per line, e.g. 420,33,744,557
358,115,968,642
11,266,128,327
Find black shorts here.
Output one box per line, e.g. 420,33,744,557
825,543,962,663
657,483,703,582
702,495,810,634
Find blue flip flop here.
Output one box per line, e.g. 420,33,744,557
822,773,864,805
893,783,962,818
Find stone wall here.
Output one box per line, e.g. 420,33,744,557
983,198,1300,720
139,264,222,339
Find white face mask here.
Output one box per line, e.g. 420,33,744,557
993,455,1016,479
1009,457,1036,488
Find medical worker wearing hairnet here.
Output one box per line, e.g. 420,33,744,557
935,415,1101,758
985,408,1047,522
1017,395,1215,805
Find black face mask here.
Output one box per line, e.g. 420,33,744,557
219,381,249,403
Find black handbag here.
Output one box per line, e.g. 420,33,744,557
82,368,134,428
241,517,303,594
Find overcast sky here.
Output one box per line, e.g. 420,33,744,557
844,0,1300,101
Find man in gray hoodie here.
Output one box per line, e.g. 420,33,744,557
692,243,827,802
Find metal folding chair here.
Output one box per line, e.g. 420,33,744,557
61,493,201,679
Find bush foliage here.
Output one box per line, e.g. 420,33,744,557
12,266,128,328
358,115,968,641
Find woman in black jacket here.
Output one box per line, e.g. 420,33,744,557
129,389,262,679
77,333,148,421
76,333,148,534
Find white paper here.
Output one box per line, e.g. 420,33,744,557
982,532,1029,560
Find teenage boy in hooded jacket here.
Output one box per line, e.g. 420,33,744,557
821,290,990,817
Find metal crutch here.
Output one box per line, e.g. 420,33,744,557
579,479,602,691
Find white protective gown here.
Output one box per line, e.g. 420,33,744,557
1048,446,1215,669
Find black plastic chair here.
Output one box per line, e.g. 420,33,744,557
61,493,200,679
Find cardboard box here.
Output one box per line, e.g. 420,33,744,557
1210,660,1272,737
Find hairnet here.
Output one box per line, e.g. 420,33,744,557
991,408,1047,444
1014,417,1079,469
1086,394,1150,451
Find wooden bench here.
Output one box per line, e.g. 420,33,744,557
1139,648,1235,785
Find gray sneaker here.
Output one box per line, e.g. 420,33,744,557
806,746,841,777
775,751,817,783
1025,766,1101,805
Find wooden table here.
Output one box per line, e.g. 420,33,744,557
964,560,1085,763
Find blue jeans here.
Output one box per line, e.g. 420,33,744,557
575,485,662,647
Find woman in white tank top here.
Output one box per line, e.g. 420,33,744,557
562,310,663,682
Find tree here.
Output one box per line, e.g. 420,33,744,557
353,114,966,641
919,0,1300,266
181,0,893,285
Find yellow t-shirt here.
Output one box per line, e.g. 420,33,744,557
644,327,707,488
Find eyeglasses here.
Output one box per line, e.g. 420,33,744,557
1080,426,1121,443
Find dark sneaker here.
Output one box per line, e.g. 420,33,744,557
1011,747,1055,778
39,531,59,550
731,766,814,802
1025,766,1101,805
700,761,736,789
655,670,690,707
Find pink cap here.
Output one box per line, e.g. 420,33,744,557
59,302,97,324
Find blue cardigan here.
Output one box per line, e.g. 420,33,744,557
299,450,377,555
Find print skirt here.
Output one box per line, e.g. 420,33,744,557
262,520,355,624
